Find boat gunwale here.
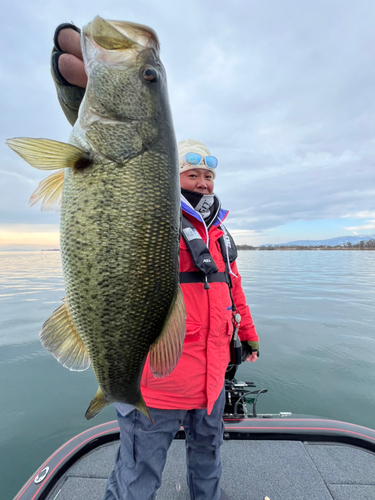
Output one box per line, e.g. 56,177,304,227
14,421,120,500
13,416,375,500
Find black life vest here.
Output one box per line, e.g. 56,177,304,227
180,215,237,289
181,215,244,366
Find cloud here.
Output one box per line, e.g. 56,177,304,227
1,0,375,245
344,220,375,231
0,224,60,248
342,211,375,219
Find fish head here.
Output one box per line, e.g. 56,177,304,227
77,17,173,163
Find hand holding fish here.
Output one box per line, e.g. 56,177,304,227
54,25,87,88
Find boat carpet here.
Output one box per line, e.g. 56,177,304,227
46,439,375,500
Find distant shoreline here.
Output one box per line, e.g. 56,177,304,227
2,246,375,253
237,246,375,251
0,248,61,252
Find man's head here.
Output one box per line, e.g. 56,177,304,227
178,139,217,195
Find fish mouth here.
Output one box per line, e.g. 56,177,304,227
83,16,160,53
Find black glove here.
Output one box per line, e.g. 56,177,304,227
51,23,85,126
241,341,259,362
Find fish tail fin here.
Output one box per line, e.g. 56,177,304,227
136,396,151,420
85,387,109,420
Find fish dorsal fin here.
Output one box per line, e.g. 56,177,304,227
40,299,91,371
30,169,64,212
6,138,92,171
149,286,186,377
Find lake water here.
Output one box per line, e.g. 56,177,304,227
1,250,375,499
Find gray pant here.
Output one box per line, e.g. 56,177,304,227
103,388,225,500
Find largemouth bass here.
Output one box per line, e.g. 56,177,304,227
7,17,186,420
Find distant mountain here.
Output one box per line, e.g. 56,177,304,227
265,234,375,247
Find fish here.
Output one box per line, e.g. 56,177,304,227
7,16,186,420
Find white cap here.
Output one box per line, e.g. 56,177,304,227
177,139,216,179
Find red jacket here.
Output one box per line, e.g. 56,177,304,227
141,200,258,414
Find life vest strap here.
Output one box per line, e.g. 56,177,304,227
179,272,228,284
181,217,219,276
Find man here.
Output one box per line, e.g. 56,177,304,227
51,24,259,500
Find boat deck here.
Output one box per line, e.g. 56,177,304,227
46,434,375,500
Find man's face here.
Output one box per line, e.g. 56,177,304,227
180,168,214,195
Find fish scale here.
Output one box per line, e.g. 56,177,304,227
7,16,186,419
61,153,179,402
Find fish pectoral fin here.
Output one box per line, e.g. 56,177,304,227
85,387,110,420
6,137,92,171
40,299,91,372
149,286,186,378
30,169,64,212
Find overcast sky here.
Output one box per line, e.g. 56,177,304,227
1,0,375,249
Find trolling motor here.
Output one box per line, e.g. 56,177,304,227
225,309,267,419
224,362,267,419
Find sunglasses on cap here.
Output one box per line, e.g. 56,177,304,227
179,152,218,170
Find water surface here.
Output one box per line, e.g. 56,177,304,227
1,250,374,499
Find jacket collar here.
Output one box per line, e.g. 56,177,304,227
181,194,229,228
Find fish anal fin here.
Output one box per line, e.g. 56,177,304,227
6,137,92,171
40,299,90,372
30,169,65,212
85,387,110,420
149,286,186,378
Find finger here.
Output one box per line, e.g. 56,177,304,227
58,54,87,88
57,28,83,60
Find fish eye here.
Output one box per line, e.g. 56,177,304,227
142,66,157,82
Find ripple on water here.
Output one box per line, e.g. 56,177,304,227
0,252,64,346
1,250,375,498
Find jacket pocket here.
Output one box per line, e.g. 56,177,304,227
184,322,201,343
219,319,233,346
